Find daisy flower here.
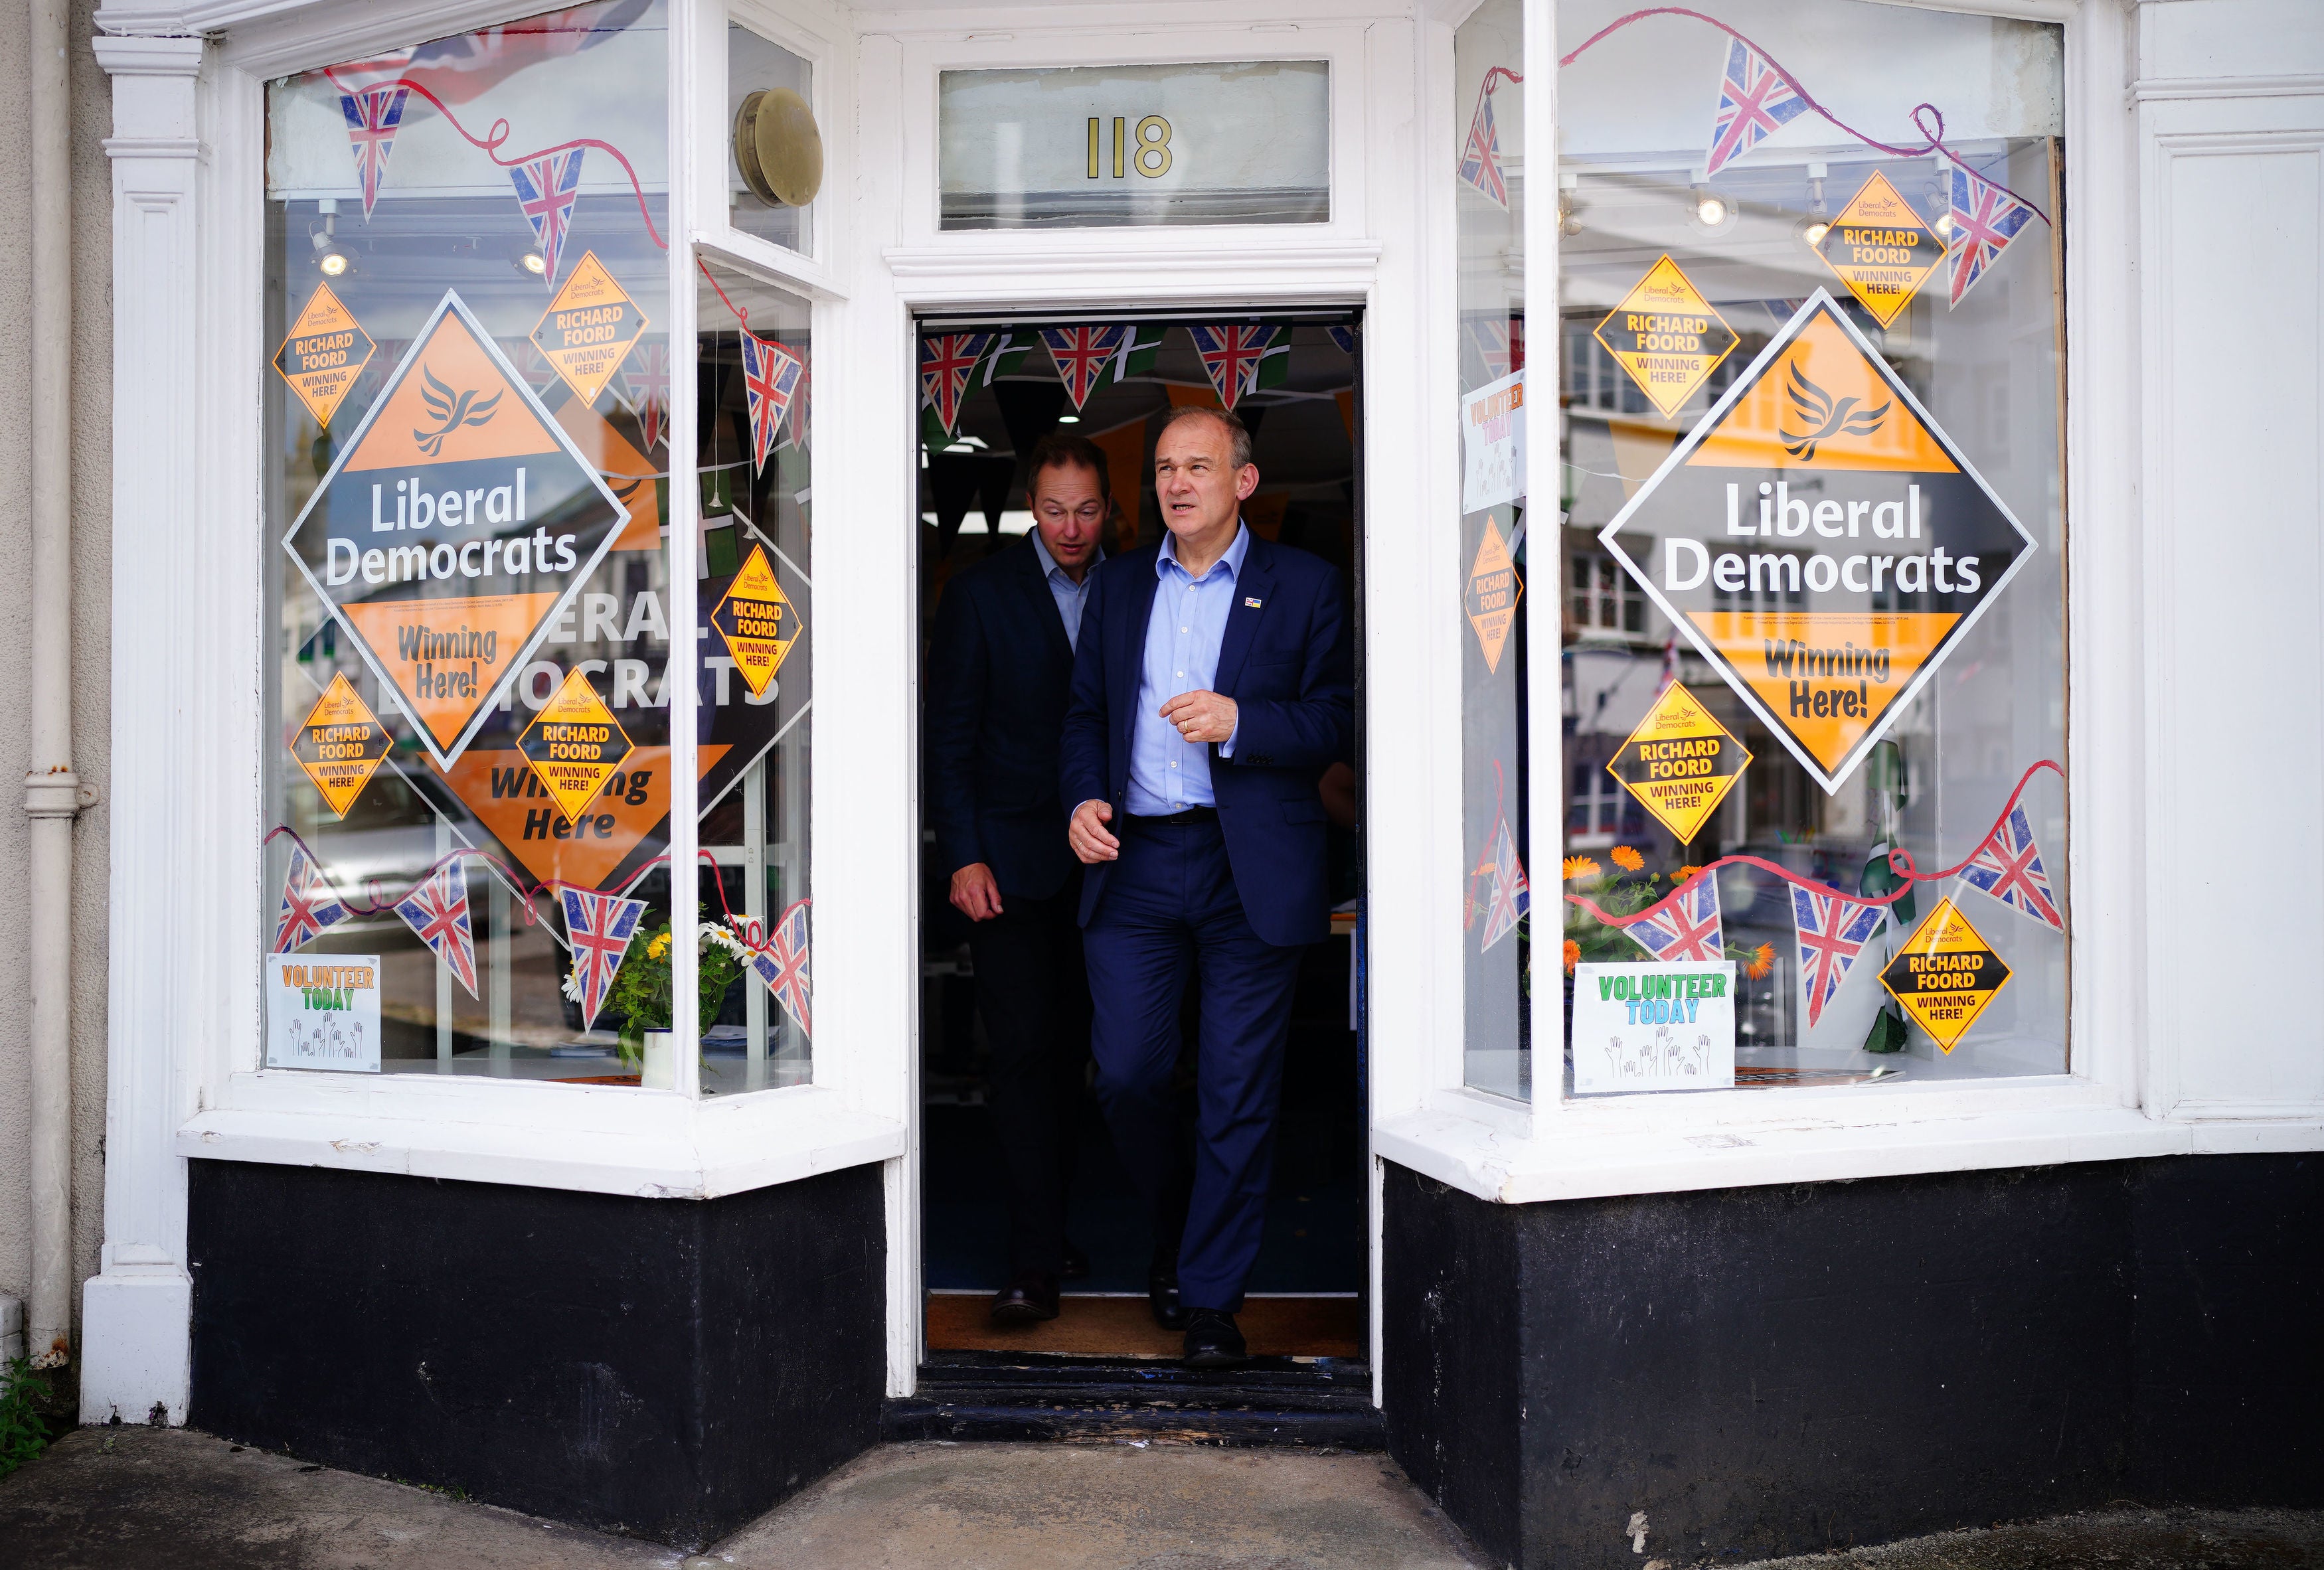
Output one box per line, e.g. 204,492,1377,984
1561,855,1600,882
1609,845,1644,872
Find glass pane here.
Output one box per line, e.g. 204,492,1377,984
1556,0,2067,1095
262,2,671,1081
1454,1,1528,1097
727,23,814,254
694,262,815,1092
938,62,1331,230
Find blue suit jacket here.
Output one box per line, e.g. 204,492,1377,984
925,540,1081,901
1060,532,1354,947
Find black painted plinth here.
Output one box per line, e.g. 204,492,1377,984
1383,1154,2324,1570
187,1158,886,1550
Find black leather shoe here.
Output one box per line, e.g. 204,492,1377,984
1147,1268,1187,1331
989,1273,1060,1326
1182,1308,1247,1369
1061,1239,1091,1281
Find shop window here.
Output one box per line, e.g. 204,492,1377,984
693,260,815,1091
1453,0,1529,1099
260,2,812,1094
1555,1,2068,1096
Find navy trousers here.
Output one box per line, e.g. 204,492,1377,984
1082,815,1306,1314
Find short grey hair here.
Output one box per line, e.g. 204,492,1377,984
1155,403,1254,470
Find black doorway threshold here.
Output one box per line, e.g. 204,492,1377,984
884,1351,1384,1449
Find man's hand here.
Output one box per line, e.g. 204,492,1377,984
949,862,1004,921
1159,690,1238,747
1069,799,1120,863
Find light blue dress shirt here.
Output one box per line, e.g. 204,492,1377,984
1125,522,1248,816
1028,530,1101,653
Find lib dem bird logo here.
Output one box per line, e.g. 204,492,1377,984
1780,358,1889,463
414,364,502,457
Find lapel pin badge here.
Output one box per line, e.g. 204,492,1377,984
1244,597,1262,609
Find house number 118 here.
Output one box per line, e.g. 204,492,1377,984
1086,116,1174,179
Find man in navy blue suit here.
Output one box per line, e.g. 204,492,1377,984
1062,404,1354,1368
927,433,1114,1326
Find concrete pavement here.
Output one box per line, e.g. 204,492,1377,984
4,1426,2321,1569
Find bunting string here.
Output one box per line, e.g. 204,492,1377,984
319,62,669,248
1562,759,2064,931
1553,7,2051,226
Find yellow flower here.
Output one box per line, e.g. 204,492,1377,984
1562,939,1581,975
646,931,672,962
1677,864,1705,882
1746,943,1775,980
1561,855,1600,882
1609,845,1644,872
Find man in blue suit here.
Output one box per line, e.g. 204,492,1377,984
927,432,1113,1326
1062,404,1354,1368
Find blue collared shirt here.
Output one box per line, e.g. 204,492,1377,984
1125,522,1248,815
1029,530,1102,652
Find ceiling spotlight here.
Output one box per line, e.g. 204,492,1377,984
1691,185,1736,232
519,250,548,276
1794,174,1830,248
1932,212,1956,240
317,248,353,278
1056,414,1080,424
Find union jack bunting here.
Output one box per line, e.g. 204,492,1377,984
1327,325,1357,358
920,333,993,438
780,360,811,453
1791,885,1886,1028
1627,874,1724,965
395,861,479,998
561,888,647,1032
1188,324,1287,411
1041,325,1130,410
621,339,669,450
509,147,585,287
1479,817,1531,953
1457,80,1508,208
750,897,813,1038
739,333,804,472
339,85,411,219
1946,163,2036,308
1465,314,1525,381
272,844,349,954
1705,37,1809,177
1958,805,2064,931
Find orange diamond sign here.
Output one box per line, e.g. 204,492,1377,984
529,251,647,407
518,668,635,826
290,672,393,817
1814,172,1944,329
281,289,632,768
1880,897,2011,1053
1598,293,2036,793
711,542,803,697
272,282,376,427
1606,682,1751,844
1463,516,1522,673
1592,256,1739,419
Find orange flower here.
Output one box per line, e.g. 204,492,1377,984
1609,844,1644,872
1677,864,1705,882
1562,939,1581,975
1746,943,1775,980
1561,855,1600,882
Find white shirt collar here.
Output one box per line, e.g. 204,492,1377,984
1157,520,1251,582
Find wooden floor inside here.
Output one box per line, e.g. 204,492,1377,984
926,1293,1362,1359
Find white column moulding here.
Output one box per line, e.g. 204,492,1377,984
84,30,214,1427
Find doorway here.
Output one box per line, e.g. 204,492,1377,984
914,309,1366,1366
